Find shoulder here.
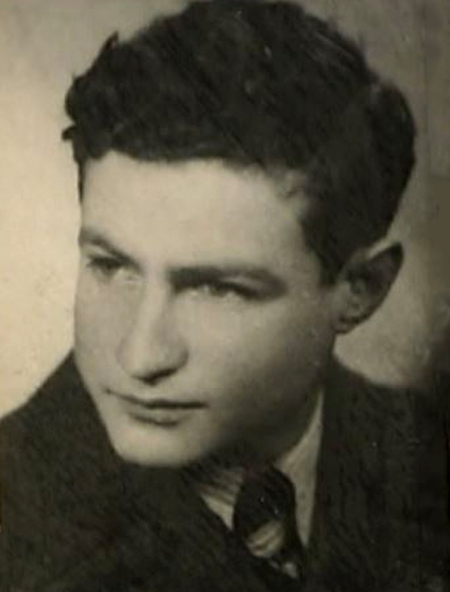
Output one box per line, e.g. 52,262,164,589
1,355,77,461
2,354,84,435
325,360,449,584
1,354,102,470
0,356,139,589
1,354,117,512
326,360,448,509
326,358,445,442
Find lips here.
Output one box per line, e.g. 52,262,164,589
107,390,205,426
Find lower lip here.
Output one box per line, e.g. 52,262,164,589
113,395,203,427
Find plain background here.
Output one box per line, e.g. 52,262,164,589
1,0,449,417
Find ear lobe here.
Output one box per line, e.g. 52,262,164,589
335,243,403,334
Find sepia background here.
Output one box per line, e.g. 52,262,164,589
1,0,449,417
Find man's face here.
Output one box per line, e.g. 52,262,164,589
75,153,341,467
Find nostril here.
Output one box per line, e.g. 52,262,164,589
117,328,189,381
137,366,178,386
117,345,187,381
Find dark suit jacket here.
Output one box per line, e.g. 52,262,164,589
0,355,448,592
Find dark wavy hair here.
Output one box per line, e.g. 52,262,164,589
63,0,416,282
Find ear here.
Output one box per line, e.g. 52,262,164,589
334,242,403,334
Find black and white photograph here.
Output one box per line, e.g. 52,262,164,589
1,1,449,590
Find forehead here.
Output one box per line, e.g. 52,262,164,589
81,153,313,269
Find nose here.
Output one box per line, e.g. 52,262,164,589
117,286,188,384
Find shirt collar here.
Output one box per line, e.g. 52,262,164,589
196,391,324,545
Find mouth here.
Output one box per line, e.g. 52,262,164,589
107,390,206,427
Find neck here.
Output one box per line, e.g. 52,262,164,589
248,382,322,465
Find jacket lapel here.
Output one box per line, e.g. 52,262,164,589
307,361,389,591
4,356,284,592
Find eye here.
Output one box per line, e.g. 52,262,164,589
195,281,257,300
86,255,123,280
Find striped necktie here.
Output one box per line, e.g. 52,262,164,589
232,466,308,580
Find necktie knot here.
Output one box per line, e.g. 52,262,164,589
233,467,297,538
233,467,307,580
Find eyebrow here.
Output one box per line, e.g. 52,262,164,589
78,228,133,262
171,266,286,294
78,227,286,293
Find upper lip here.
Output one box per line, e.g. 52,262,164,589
108,390,205,409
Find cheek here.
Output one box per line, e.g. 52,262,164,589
188,298,334,400
74,275,129,357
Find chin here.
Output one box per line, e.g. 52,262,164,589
111,440,200,468
102,417,210,468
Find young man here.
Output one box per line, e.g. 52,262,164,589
1,2,448,591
